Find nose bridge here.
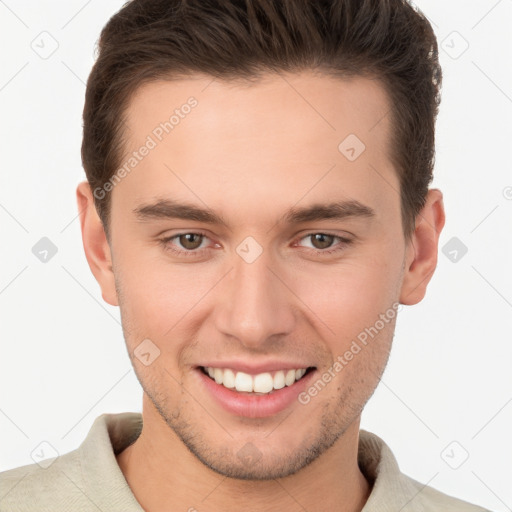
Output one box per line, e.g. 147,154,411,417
215,244,295,348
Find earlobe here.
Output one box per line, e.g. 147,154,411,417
399,188,446,306
76,181,119,306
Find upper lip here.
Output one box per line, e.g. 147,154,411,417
197,361,315,375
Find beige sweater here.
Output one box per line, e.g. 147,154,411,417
0,412,491,511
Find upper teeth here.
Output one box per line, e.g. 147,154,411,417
204,367,308,394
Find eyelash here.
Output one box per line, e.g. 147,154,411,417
158,231,353,258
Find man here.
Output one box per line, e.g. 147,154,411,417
0,0,491,510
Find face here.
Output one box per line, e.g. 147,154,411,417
104,71,410,479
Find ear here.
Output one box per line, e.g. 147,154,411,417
399,188,446,305
76,181,118,306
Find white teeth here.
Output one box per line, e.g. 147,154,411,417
223,368,236,389
253,372,274,393
203,366,310,394
214,368,223,384
273,370,285,390
285,369,296,386
235,371,253,392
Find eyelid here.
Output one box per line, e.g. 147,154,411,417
158,230,216,258
295,232,351,246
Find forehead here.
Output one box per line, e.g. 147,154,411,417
113,71,399,229
125,71,391,149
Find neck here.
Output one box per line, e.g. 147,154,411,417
116,395,371,512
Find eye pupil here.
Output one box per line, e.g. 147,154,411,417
179,233,203,250
311,233,334,250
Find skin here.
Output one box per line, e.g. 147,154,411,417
77,71,445,511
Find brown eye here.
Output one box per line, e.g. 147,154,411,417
296,233,352,256
309,233,335,250
178,233,204,250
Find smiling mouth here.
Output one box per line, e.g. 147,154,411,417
199,366,316,395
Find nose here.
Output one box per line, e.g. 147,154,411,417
213,247,296,351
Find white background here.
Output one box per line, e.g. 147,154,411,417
0,1,511,510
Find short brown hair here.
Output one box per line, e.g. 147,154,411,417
81,0,442,242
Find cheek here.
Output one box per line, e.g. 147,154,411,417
114,251,221,342
292,255,401,344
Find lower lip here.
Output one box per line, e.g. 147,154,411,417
195,367,316,418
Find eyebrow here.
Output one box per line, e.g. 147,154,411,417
133,198,376,227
